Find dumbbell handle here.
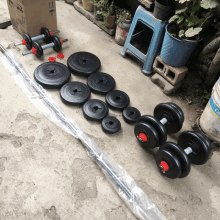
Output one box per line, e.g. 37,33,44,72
14,30,60,46
160,118,167,125
184,147,193,155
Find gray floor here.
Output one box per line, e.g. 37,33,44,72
0,1,220,220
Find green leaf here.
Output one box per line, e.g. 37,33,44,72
185,27,202,37
176,8,187,14
169,15,179,23
179,0,187,3
177,16,184,24
179,30,185,38
200,0,218,9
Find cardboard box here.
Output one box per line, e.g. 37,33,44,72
7,0,57,36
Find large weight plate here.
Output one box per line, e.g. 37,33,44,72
106,90,130,110
137,115,167,146
23,33,32,50
161,142,191,178
67,52,101,77
178,131,211,165
154,103,183,134
101,116,121,134
122,107,141,124
155,148,182,179
34,62,71,89
87,72,116,95
134,122,159,148
60,82,91,106
83,99,108,122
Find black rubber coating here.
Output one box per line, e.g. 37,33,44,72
34,62,71,89
67,52,101,77
33,41,44,58
101,116,121,134
194,131,211,153
83,99,108,122
134,122,159,148
106,90,130,110
154,103,184,134
87,72,116,95
137,115,167,146
51,36,62,52
122,107,141,124
161,142,191,178
156,148,182,179
178,131,211,165
23,33,32,50
41,27,52,44
168,102,185,125
60,82,91,106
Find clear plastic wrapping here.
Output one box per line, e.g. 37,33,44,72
0,48,166,220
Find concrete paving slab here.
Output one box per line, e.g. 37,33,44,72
0,0,11,29
0,2,220,220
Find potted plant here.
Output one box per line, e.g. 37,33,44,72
102,1,116,29
93,0,108,21
115,8,132,46
160,0,219,67
153,0,175,21
82,0,94,12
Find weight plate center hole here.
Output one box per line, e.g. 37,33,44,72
115,96,121,101
109,121,114,125
130,111,135,115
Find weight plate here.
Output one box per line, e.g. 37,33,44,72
194,131,211,152
106,90,130,110
101,116,121,134
51,36,62,52
67,52,101,77
41,27,51,44
33,41,44,58
134,122,159,148
23,33,32,50
137,115,167,146
167,102,184,124
178,131,211,165
87,72,116,95
123,107,141,124
161,142,191,178
154,103,183,134
83,99,108,122
155,148,182,179
34,62,71,89
60,82,91,106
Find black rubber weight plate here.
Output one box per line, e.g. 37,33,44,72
67,52,101,77
122,107,141,124
101,116,121,134
83,99,109,122
60,82,91,106
87,72,116,95
34,62,71,89
167,102,185,125
161,142,191,178
106,90,130,110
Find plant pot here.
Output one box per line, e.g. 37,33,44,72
153,0,174,21
160,24,200,67
77,0,82,4
82,0,94,12
115,20,132,46
94,5,103,21
104,15,116,29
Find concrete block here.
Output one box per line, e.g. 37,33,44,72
151,73,182,95
73,1,115,36
0,0,11,29
153,56,188,85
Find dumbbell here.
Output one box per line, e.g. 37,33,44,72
155,131,211,179
22,36,68,58
14,28,60,50
134,103,184,148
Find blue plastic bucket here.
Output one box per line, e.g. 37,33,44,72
160,24,199,67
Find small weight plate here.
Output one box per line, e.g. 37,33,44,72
155,148,182,179
167,102,184,124
83,99,108,122
161,142,191,178
122,107,141,124
41,27,52,44
34,62,71,89
194,131,211,152
60,82,91,106
101,116,121,134
33,41,44,58
51,36,62,52
134,122,159,148
23,33,32,50
178,131,211,165
87,72,116,95
137,115,167,146
106,90,130,110
67,52,101,77
154,103,183,134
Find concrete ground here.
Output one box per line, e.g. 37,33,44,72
0,1,220,220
